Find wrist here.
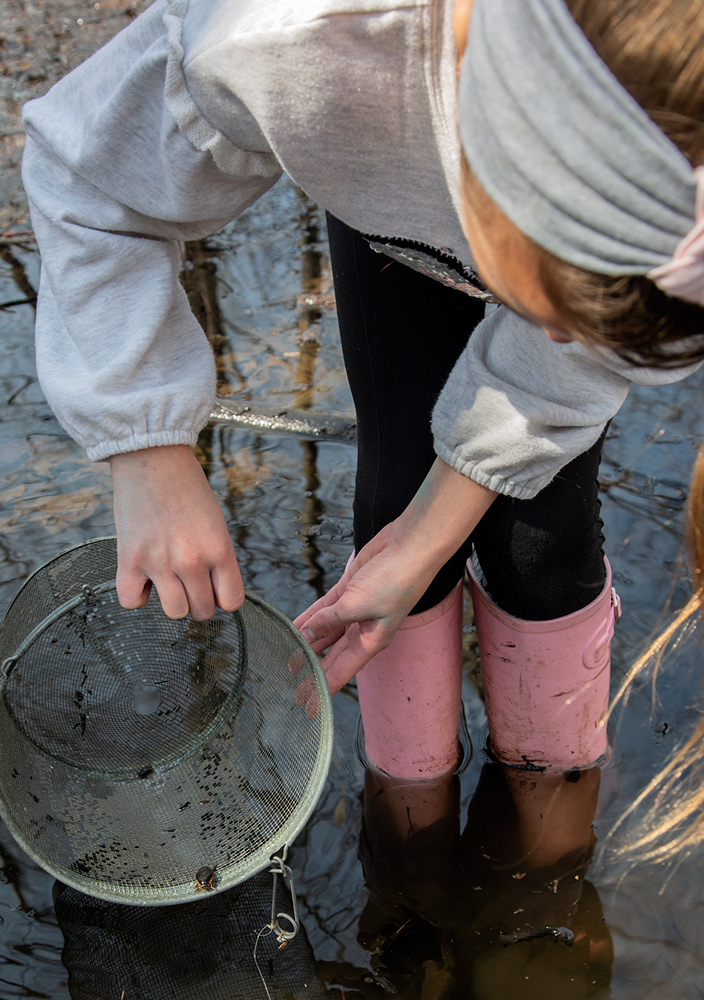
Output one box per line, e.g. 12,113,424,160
395,457,497,565
109,443,195,474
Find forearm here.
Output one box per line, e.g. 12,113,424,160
384,457,497,584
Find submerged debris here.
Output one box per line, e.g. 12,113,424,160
499,925,575,947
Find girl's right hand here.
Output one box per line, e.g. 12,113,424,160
109,444,244,620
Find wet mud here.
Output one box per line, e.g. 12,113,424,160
1,3,704,998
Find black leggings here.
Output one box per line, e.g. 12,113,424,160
328,215,606,620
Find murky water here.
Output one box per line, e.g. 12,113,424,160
1,177,704,998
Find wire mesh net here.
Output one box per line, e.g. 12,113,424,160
0,539,333,905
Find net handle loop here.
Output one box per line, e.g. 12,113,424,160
1,656,18,679
267,845,299,944
2,580,117,672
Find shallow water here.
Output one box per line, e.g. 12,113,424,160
1,177,704,998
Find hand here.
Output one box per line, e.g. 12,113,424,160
293,524,433,696
294,458,497,695
110,444,244,620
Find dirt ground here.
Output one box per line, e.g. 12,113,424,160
0,0,151,234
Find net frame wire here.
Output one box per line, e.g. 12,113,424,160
0,538,334,906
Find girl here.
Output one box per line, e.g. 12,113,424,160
299,0,704,784
21,0,698,787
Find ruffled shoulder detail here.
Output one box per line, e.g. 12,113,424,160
163,0,281,178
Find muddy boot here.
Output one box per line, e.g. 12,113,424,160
468,558,620,771
357,579,464,778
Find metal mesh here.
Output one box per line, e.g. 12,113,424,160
0,537,122,665
0,539,333,905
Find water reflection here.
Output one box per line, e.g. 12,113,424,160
191,188,331,600
54,874,326,999
294,193,327,600
351,763,611,998
0,246,37,312
2,175,704,997
181,237,246,399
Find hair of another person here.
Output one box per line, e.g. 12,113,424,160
464,0,704,861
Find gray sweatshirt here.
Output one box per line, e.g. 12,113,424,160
21,0,695,497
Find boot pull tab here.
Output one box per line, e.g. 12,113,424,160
583,586,621,671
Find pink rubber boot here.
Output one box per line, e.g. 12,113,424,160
356,579,464,779
468,559,620,771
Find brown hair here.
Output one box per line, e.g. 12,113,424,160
535,0,704,370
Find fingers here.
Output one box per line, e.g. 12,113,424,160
297,616,346,655
115,566,153,610
319,623,394,695
111,444,245,622
299,625,346,655
115,558,193,620
297,610,397,697
116,542,244,621
289,650,324,719
288,650,308,676
294,674,321,720
211,552,245,613
293,582,345,632
295,602,349,648
293,554,406,696
175,563,215,621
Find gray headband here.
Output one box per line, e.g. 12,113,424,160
458,0,697,275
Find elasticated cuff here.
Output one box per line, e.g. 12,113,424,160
86,429,201,463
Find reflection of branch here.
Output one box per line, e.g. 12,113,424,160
181,239,246,396
0,247,37,308
294,193,323,411
0,233,36,249
292,193,329,599
181,238,248,481
0,298,35,310
294,340,320,412
299,441,326,600
599,469,687,508
0,840,31,911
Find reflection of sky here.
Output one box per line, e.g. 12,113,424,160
1,177,704,997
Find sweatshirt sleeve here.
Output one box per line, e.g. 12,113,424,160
21,0,281,462
432,306,702,499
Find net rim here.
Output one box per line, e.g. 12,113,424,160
0,543,334,906
2,580,249,779
0,535,119,628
